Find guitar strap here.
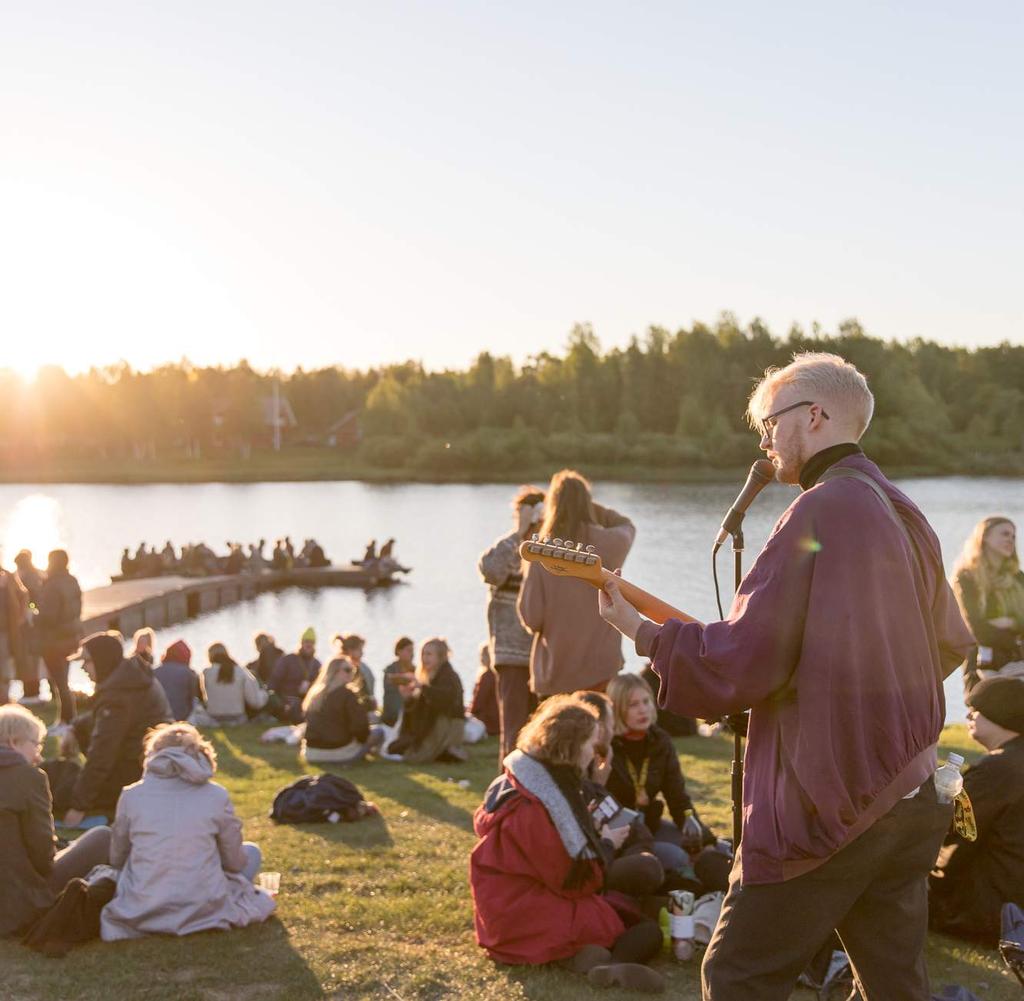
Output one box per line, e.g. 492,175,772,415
819,466,915,560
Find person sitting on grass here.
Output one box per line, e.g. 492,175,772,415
199,642,268,726
386,638,466,763
101,722,275,940
0,705,111,938
470,695,665,993
334,633,376,711
62,632,173,828
269,627,320,724
129,627,156,670
381,636,415,727
604,674,712,876
153,639,200,722
300,657,384,764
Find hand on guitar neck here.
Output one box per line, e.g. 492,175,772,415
518,536,703,640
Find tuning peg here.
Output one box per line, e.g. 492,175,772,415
531,533,539,542
575,542,583,551
553,538,563,547
585,544,596,553
562,539,574,549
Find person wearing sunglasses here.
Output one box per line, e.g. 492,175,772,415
599,351,973,1001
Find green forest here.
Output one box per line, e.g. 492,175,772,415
4,315,1024,482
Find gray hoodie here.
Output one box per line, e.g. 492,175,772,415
102,746,275,940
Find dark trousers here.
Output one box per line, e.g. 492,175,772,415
493,664,536,764
702,778,952,1001
42,646,76,723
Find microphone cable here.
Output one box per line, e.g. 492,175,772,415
712,547,725,621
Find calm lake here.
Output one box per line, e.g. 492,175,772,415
2,477,1020,723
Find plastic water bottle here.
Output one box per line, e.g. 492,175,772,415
934,753,964,804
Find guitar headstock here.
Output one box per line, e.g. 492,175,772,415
518,535,604,585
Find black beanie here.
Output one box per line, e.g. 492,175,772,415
967,676,1024,734
81,632,125,685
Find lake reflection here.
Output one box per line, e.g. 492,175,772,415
1,477,1020,723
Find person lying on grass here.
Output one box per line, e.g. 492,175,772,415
102,722,275,940
0,704,111,938
470,694,666,994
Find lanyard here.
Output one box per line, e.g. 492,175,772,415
625,755,650,802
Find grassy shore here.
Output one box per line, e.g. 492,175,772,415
1,721,1017,1001
0,448,974,486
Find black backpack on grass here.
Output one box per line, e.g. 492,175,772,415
270,773,367,824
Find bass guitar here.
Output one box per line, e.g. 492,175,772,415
518,535,703,627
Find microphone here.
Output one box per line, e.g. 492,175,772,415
714,459,776,548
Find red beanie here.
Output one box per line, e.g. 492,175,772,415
163,639,192,666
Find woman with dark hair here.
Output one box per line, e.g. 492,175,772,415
478,484,544,763
952,517,1024,692
200,643,267,726
518,470,635,697
470,695,664,992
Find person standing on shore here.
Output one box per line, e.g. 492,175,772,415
518,471,635,697
36,550,82,733
951,516,1024,693
478,485,544,763
13,550,44,704
598,353,973,1001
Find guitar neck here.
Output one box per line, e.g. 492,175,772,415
597,569,703,627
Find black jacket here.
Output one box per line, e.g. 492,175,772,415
304,684,370,750
36,570,82,649
607,725,694,832
398,662,464,748
0,748,56,936
71,654,173,813
930,736,1024,946
954,569,1024,690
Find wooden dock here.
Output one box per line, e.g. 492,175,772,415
81,565,400,637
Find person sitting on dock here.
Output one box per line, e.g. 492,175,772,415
61,631,173,828
197,643,268,727
300,657,385,764
160,541,177,572
308,539,329,568
269,628,321,724
358,539,377,567
120,547,136,578
386,638,466,764
154,639,200,722
379,538,395,560
270,540,287,571
224,544,245,576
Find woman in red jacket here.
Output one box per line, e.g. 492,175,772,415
470,695,665,993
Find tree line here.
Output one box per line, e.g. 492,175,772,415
4,314,1023,478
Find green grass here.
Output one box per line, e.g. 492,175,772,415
1,722,1017,1000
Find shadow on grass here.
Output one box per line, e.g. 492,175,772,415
205,730,256,779
286,813,396,849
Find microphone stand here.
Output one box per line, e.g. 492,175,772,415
724,527,747,850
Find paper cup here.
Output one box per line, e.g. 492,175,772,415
257,871,281,896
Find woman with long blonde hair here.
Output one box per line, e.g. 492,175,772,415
301,656,383,764
387,638,466,763
952,516,1024,691
519,469,636,696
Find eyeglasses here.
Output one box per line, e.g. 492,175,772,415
760,401,830,441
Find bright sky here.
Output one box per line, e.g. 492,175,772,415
1,2,1021,378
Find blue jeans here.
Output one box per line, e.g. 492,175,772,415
651,819,689,873
242,842,261,882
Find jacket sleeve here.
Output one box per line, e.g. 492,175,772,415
953,571,1019,650
242,666,268,710
478,531,523,588
71,696,133,812
420,669,464,717
656,733,694,823
35,578,61,630
517,562,545,634
648,501,816,718
109,795,131,869
215,793,249,873
268,655,287,692
935,576,975,679
345,691,370,744
21,768,57,876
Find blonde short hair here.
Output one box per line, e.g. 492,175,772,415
606,673,656,735
747,352,874,439
143,722,217,770
0,704,46,747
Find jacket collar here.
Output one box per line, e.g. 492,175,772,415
799,443,863,491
